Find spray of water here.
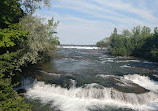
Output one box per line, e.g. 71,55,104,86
26,74,158,111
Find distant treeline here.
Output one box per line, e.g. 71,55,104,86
97,26,158,62
60,44,96,47
0,0,60,110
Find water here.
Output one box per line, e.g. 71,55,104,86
22,47,158,111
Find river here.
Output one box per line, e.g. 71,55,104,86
22,46,158,111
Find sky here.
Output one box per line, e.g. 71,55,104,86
35,0,158,45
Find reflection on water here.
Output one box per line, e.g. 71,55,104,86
23,48,158,111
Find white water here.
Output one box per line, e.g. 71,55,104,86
100,57,115,63
123,74,158,92
99,56,140,63
39,70,62,77
58,45,100,49
96,74,115,78
120,64,131,68
26,75,158,111
154,74,158,78
97,74,158,92
25,48,158,111
116,60,140,63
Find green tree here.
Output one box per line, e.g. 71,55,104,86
0,0,59,110
98,26,158,62
0,73,31,111
21,0,51,14
96,40,107,49
122,29,132,38
17,15,59,65
0,0,24,29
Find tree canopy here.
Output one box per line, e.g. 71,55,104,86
0,0,59,110
97,26,158,62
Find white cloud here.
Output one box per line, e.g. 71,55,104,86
35,0,158,44
92,0,157,22
56,15,115,44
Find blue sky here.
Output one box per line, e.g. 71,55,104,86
35,0,158,45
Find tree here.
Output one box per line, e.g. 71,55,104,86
96,40,107,49
122,29,132,38
98,26,158,62
154,27,158,36
0,0,59,110
0,73,31,111
113,28,117,35
21,0,51,14
141,26,151,37
17,15,60,65
0,0,24,29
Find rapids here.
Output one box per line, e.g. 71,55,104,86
22,47,158,111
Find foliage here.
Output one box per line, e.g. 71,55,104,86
0,51,20,74
21,0,51,14
0,0,59,110
0,73,31,111
0,23,28,73
0,0,51,28
96,41,107,48
96,37,110,49
0,30,27,108
98,26,158,62
0,24,28,50
0,0,24,29
17,15,59,65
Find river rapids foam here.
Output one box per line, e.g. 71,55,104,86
25,74,158,111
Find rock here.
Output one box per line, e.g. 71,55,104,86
17,88,26,94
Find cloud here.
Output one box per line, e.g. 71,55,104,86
92,0,157,22
35,0,158,44
54,15,115,44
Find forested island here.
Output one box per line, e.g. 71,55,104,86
97,26,158,62
0,0,59,110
